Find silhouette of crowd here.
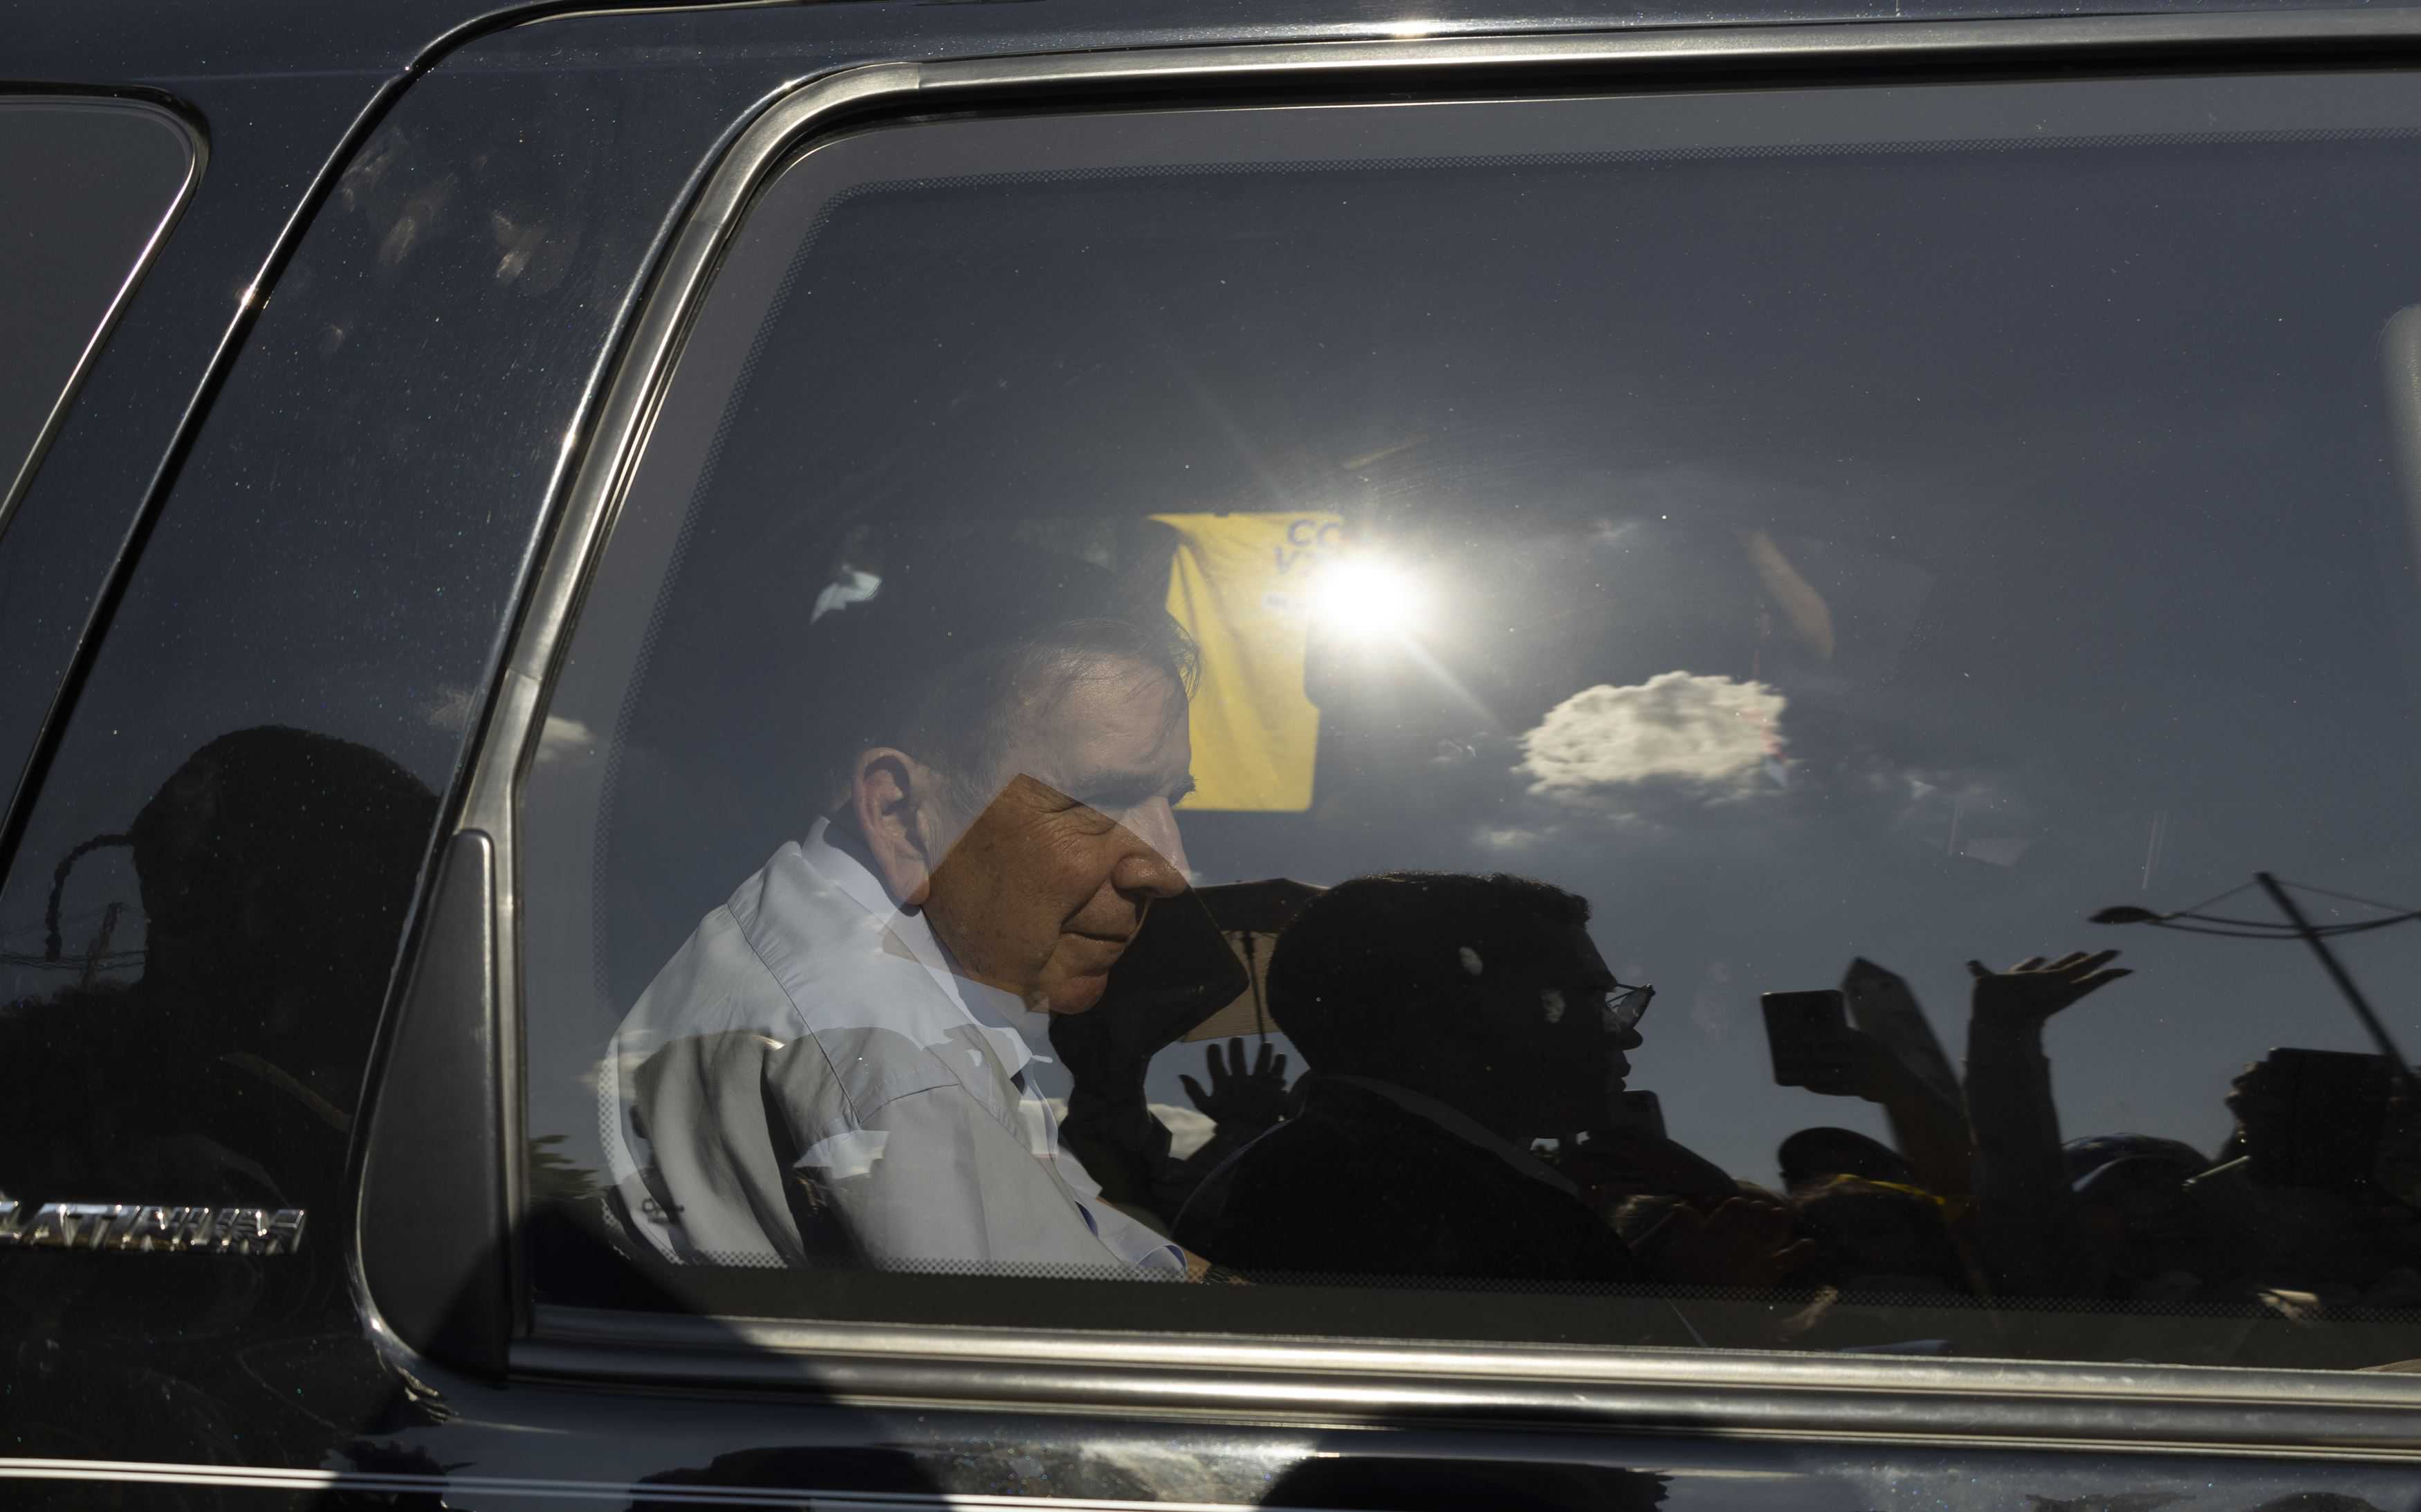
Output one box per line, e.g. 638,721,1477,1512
1044,869,2421,1359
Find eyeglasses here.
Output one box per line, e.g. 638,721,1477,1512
1605,980,1654,1035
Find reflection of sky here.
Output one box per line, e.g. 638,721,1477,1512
1143,497,2421,1180
530,110,2421,1191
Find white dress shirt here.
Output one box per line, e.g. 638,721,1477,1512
600,820,1184,1276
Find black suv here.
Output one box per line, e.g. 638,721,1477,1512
13,2,2421,1506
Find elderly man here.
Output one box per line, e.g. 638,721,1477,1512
602,549,1202,1275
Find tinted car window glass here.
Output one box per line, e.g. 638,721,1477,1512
522,74,2421,1369
0,97,194,522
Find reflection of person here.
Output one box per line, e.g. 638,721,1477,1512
1177,871,1799,1286
1777,1126,1917,1194
2072,1155,2216,1298
1789,1174,1967,1296
3,726,436,1220
2180,1054,2421,1300
602,551,1206,1274
1175,872,1643,1280
0,728,436,1493
1961,950,2130,1296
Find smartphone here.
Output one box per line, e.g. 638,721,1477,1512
1762,989,1852,1089
2260,1047,2395,1192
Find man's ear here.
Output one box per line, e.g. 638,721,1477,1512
851,748,939,910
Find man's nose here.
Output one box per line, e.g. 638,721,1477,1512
1616,1025,1645,1051
1114,797,1190,899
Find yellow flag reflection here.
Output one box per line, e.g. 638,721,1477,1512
1152,512,1343,812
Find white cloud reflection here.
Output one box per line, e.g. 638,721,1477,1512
1518,672,1784,804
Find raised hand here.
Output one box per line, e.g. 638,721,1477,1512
1180,1037,1291,1136
1967,950,2130,1025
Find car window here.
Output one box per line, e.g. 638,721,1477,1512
519,72,2421,1370
0,96,195,526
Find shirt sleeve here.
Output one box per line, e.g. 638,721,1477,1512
624,1026,813,1268
762,1033,1175,1275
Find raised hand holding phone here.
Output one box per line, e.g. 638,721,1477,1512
1767,972,1976,1197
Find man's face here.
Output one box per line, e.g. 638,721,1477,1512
1558,926,1644,1089
920,656,1194,1014
1485,924,1642,1134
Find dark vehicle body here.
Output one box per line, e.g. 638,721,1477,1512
10,1,2421,1506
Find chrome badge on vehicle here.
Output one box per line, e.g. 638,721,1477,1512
0,1200,306,1253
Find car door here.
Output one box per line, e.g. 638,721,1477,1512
17,6,2421,1510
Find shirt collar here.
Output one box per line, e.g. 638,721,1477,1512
1324,1073,1581,1198
798,818,1056,1075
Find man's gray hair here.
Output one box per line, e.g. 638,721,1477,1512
800,543,1197,813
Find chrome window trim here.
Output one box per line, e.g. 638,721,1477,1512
521,1304,2421,1457
0,95,203,540
469,12,2421,1449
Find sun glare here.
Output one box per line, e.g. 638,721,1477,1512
1315,556,1426,640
